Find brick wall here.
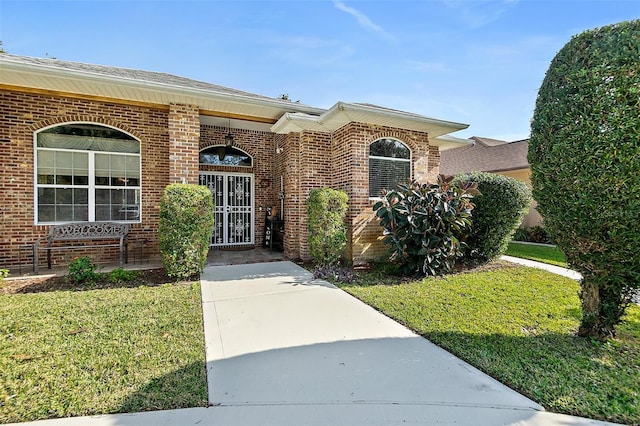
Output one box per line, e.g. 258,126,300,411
0,88,442,269
0,89,169,269
279,122,438,264
168,104,199,184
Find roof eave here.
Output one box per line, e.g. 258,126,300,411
0,56,326,118
271,101,469,137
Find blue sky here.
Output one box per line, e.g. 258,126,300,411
2,0,638,140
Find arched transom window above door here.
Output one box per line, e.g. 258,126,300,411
369,138,411,197
200,146,253,167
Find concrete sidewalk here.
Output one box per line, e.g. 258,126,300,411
11,261,617,426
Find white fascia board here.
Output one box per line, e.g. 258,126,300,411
270,113,331,134
0,58,326,117
433,135,474,151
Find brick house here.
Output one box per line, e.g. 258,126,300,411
440,136,542,228
0,54,472,270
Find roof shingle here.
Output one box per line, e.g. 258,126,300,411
440,136,529,176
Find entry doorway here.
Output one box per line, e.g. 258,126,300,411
199,172,254,247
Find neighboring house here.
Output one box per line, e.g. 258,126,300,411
0,54,472,269
440,136,542,228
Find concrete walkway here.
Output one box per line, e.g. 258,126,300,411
10,261,617,425
500,255,583,281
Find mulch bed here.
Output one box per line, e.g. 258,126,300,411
0,268,197,294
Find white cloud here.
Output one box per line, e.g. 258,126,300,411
333,0,395,41
442,0,519,29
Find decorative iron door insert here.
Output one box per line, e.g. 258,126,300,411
199,172,254,247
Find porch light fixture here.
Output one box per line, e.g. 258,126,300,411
225,117,234,148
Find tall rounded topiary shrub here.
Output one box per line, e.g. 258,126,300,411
159,184,215,279
452,172,531,264
529,20,640,339
306,188,348,266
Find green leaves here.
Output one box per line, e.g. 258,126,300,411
158,184,215,279
306,188,348,267
529,19,640,339
373,176,476,276
452,172,532,264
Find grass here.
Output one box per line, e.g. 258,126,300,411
0,282,207,423
506,241,568,267
340,263,640,425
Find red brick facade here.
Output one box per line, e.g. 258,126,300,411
279,123,439,264
0,88,441,270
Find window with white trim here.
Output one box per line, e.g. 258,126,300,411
35,123,141,224
369,138,411,197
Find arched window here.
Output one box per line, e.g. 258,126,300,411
199,146,252,167
369,138,411,197
35,123,141,224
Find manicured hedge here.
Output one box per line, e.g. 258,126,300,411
453,172,531,264
306,188,348,266
529,20,640,338
158,184,215,279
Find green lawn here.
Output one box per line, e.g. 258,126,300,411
0,283,207,423
340,264,640,425
506,241,568,267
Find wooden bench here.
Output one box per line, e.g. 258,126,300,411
34,222,130,274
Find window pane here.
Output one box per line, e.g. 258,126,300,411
38,151,55,168
369,158,411,197
126,156,140,176
56,151,73,168
38,174,55,184
56,188,73,204
56,205,73,222
74,206,88,221
370,139,410,159
95,205,111,221
74,188,88,204
38,188,55,204
38,205,55,222
95,153,110,170
96,189,111,204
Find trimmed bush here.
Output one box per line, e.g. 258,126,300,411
453,172,531,263
158,184,215,279
373,176,479,276
306,188,348,266
529,20,640,339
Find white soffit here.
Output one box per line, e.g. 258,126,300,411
433,135,474,151
271,102,469,140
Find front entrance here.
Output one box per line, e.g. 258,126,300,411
199,172,254,247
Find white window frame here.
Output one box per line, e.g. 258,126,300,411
368,138,412,199
34,122,142,225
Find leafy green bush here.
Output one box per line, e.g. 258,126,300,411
108,268,141,283
0,269,9,281
453,172,531,263
158,184,215,279
529,20,640,339
306,188,348,266
512,228,530,242
67,256,100,284
373,176,479,276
